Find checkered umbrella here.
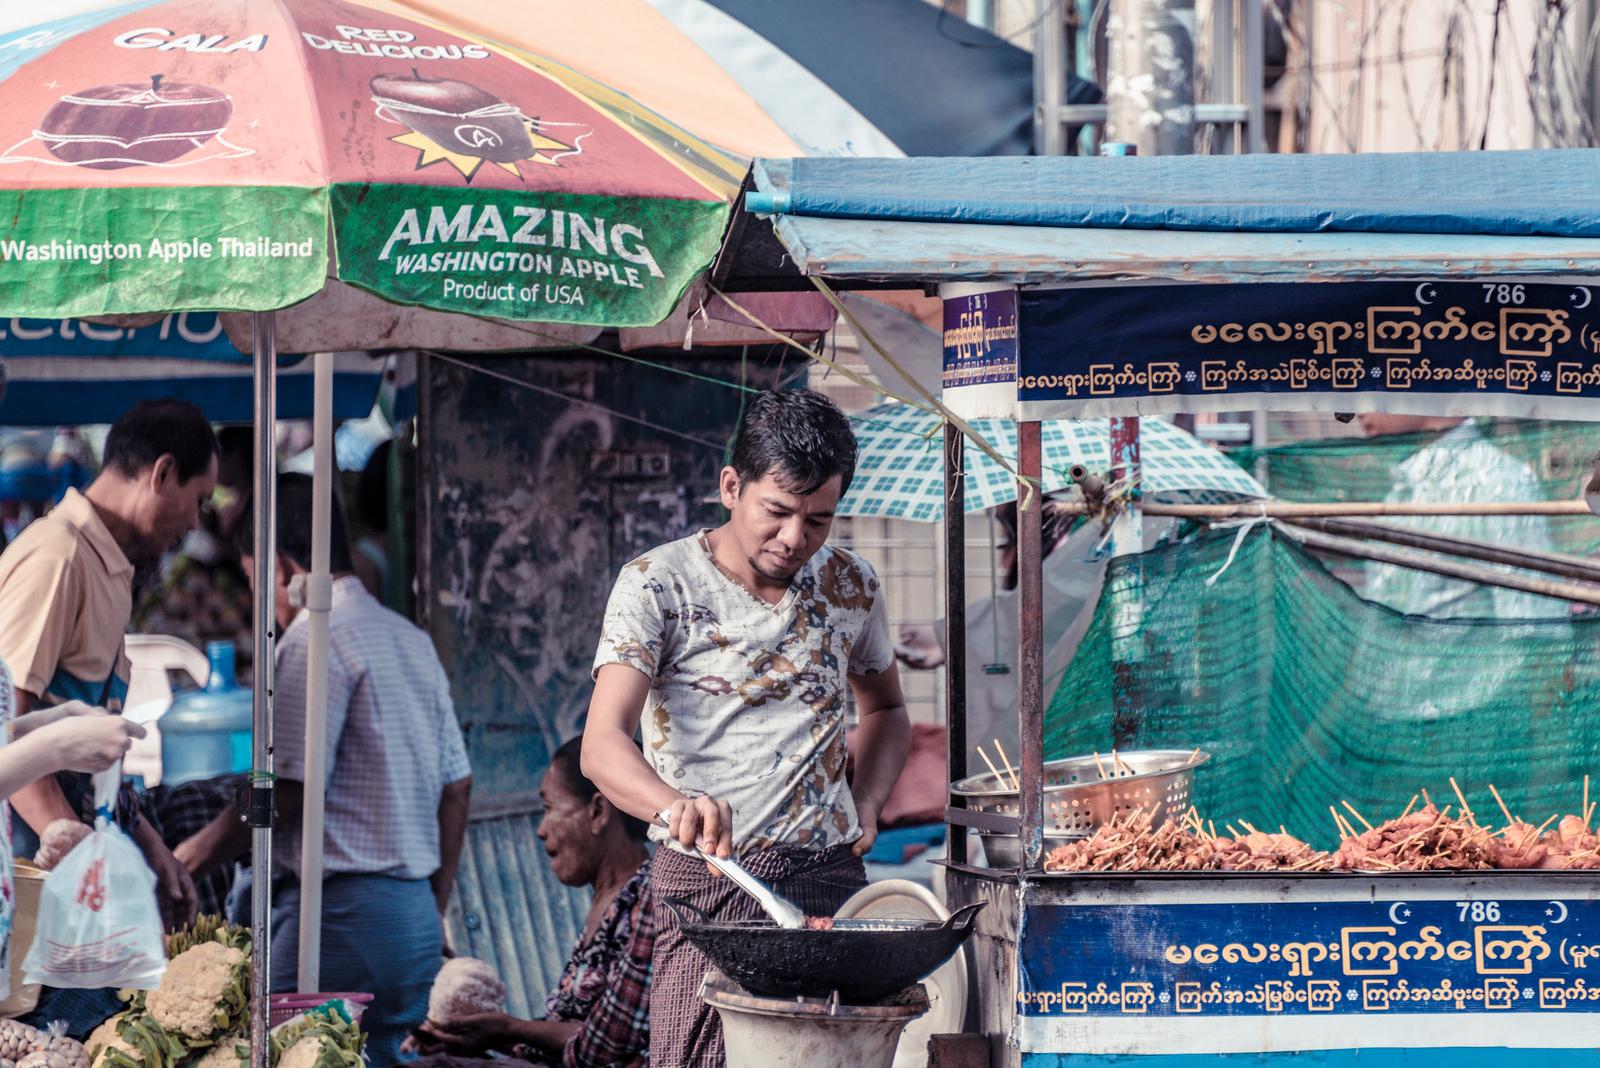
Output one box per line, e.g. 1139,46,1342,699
842,402,1265,521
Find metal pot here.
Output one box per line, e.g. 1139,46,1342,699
663,898,984,1003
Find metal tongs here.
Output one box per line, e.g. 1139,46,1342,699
657,810,805,929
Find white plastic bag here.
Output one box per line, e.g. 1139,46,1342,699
22,765,166,989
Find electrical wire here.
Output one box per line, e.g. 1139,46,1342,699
1258,0,1599,154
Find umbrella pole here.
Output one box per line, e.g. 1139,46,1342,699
297,353,334,993
1107,417,1143,750
249,313,278,1068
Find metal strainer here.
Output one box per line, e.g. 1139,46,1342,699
950,749,1207,865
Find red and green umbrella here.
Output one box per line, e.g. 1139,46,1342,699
0,3,746,1045
0,0,741,327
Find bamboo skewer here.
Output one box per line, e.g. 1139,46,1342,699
992,739,1021,791
1399,794,1419,820
1329,805,1353,841
1449,777,1476,823
1092,751,1110,781
1420,788,1432,808
1340,800,1375,832
976,744,1009,790
1536,813,1560,836
1487,784,1516,828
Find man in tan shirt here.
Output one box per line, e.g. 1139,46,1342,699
0,399,214,1032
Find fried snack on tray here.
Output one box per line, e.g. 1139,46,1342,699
1213,829,1333,872
1492,819,1550,869
1331,803,1495,872
1043,809,1217,873
1537,814,1600,869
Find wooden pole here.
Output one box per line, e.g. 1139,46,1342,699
1053,499,1592,518
1282,526,1600,607
1283,515,1600,585
943,422,969,866
1017,421,1045,869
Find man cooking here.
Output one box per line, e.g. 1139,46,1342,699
582,389,912,1068
0,398,211,1033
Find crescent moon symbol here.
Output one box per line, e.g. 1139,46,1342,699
1573,287,1592,310
1549,900,1569,925
1415,284,1436,306
1388,901,1409,925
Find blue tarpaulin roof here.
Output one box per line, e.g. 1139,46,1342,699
749,151,1600,238
739,151,1600,287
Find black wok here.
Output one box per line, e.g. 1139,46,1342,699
664,897,984,1003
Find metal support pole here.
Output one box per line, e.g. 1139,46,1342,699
943,423,969,867
1241,0,1266,153
297,353,334,993
1107,416,1144,747
1017,422,1045,870
1106,0,1197,155
1210,0,1238,153
1035,0,1069,154
248,313,277,1068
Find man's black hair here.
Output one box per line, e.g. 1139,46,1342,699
102,399,219,483
729,389,857,497
549,736,648,842
233,473,355,574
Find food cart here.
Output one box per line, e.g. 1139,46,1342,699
727,149,1600,1066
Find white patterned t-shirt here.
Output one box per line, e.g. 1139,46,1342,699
593,531,894,854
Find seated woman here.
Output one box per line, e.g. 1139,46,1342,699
415,736,653,1068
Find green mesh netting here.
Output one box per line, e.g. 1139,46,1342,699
1233,418,1600,556
1044,527,1600,849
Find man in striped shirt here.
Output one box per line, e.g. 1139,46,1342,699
177,474,472,1067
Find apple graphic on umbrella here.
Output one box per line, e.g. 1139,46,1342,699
37,74,234,169
371,69,537,164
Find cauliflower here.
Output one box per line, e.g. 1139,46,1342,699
269,1017,361,1068
84,1020,137,1068
275,1034,363,1068
186,1034,245,1068
427,958,507,1026
275,1039,320,1068
147,942,248,1040
85,1014,183,1068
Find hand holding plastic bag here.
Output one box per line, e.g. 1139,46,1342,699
22,764,166,989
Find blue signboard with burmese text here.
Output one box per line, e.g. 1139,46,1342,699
1010,280,1600,422
1016,892,1600,1057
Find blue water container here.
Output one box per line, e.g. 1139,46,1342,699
160,641,253,788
